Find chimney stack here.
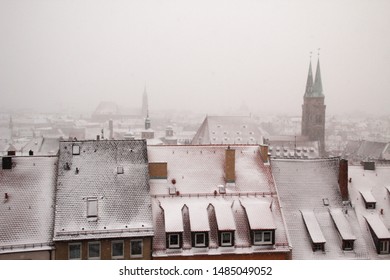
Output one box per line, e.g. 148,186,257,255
260,144,269,163
225,146,236,183
109,119,114,140
29,150,34,156
339,159,349,201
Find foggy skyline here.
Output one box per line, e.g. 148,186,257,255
0,0,389,116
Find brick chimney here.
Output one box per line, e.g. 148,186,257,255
225,146,235,183
339,159,349,201
260,144,269,163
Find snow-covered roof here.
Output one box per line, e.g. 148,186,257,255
348,165,390,258
53,140,153,241
148,145,275,195
150,145,290,258
301,210,326,243
191,116,267,145
360,190,376,203
329,208,356,241
272,158,373,259
241,200,276,230
0,156,57,253
364,214,390,239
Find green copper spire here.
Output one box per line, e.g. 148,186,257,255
312,58,324,97
304,59,314,97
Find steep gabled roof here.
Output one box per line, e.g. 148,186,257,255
53,140,153,241
272,158,372,259
0,156,57,254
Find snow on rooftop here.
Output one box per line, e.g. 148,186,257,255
364,214,390,239
241,199,276,230
360,190,377,203
54,140,153,241
159,200,184,232
213,201,236,231
0,156,57,251
329,209,356,240
301,210,326,243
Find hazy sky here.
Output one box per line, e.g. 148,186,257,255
0,0,389,116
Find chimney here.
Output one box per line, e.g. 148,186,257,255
225,146,235,183
339,159,349,201
2,157,12,170
29,150,34,156
259,144,269,163
96,135,100,141
149,162,168,179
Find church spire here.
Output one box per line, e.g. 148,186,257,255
312,55,324,97
141,84,149,118
304,58,314,97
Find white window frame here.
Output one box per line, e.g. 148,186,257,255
72,145,80,155
253,230,273,245
194,233,206,247
111,240,124,259
130,239,143,258
87,197,98,218
68,243,82,260
168,233,180,249
88,241,101,260
220,232,233,246
379,240,390,254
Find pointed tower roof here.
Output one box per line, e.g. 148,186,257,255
312,58,324,97
304,60,314,97
142,84,149,118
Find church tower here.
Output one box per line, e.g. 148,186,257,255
141,85,149,118
301,57,326,156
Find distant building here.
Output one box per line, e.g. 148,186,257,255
342,140,390,164
301,58,326,156
0,156,57,259
148,145,292,260
191,116,267,145
53,140,154,260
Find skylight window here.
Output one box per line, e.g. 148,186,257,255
87,197,98,218
72,145,80,155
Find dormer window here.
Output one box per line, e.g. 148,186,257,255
360,191,376,209
220,232,234,247
167,233,181,249
72,145,80,155
253,230,273,245
193,232,207,247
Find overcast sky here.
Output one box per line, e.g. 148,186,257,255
0,0,389,116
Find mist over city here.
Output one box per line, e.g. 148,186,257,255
1,0,390,265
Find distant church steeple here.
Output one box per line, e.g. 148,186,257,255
141,85,149,118
301,53,326,156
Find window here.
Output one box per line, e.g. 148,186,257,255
69,243,82,260
117,166,124,174
379,240,390,254
168,233,180,248
313,243,325,251
130,240,143,258
88,242,101,259
343,240,354,251
87,197,98,218
72,145,80,155
366,202,376,209
253,230,273,245
221,232,233,246
194,233,206,247
112,240,124,259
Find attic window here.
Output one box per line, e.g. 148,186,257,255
117,166,124,174
253,230,273,245
87,197,98,218
193,233,207,247
168,233,181,248
220,232,233,246
72,145,80,155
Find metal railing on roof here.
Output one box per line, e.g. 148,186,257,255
0,242,54,251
